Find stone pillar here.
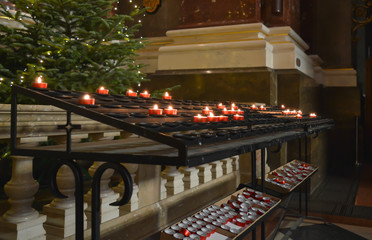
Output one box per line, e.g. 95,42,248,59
210,161,223,179
161,166,184,197
222,158,233,175
0,156,46,240
113,163,139,214
196,164,212,184
84,162,119,224
179,166,199,189
43,165,87,239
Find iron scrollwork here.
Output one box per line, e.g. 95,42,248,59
353,0,372,32
91,162,133,240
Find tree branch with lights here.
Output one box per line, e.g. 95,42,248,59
0,0,148,102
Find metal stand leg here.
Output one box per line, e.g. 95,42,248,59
261,148,266,240
252,229,256,240
304,136,309,216
298,138,302,215
251,151,256,189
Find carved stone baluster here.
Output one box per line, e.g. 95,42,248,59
43,165,87,239
84,162,119,224
161,166,184,197
210,161,223,179
0,156,46,240
160,178,167,200
179,166,199,189
231,155,240,171
222,158,233,175
196,164,212,184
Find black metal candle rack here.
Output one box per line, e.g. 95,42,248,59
10,85,334,240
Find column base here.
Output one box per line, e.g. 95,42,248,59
0,215,46,240
43,203,87,239
85,192,120,224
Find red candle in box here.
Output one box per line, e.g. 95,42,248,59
32,76,48,88
219,115,228,122
282,109,290,115
194,114,208,123
259,105,266,110
207,113,219,122
237,109,244,115
140,90,150,98
163,91,172,100
291,110,297,115
126,89,137,97
310,113,317,118
96,86,109,94
164,106,177,115
297,110,302,115
250,104,258,110
217,103,226,109
222,108,236,115
202,107,213,115
148,104,163,115
233,114,244,121
281,104,285,109
231,103,238,110
79,94,95,105
296,114,302,119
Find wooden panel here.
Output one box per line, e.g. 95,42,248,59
178,0,261,29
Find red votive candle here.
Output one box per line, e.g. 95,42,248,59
164,106,177,115
310,113,317,118
219,115,228,122
217,103,226,109
207,113,219,122
237,109,244,115
260,105,266,110
231,103,238,110
149,104,163,115
281,104,285,109
194,114,208,123
250,104,258,110
96,86,109,94
222,108,235,115
79,94,95,105
140,90,150,98
233,114,244,121
202,107,213,115
296,114,303,119
163,92,172,100
126,89,137,97
282,109,290,115
32,76,47,88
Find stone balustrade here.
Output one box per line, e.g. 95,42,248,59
0,103,247,239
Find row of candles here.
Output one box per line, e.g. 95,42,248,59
31,77,317,120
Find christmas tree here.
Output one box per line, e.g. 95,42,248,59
0,0,147,102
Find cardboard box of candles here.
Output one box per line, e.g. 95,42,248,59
257,160,318,194
160,187,281,240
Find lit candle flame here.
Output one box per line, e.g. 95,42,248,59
224,108,227,111
36,76,42,83
260,105,264,109
197,114,201,118
281,105,285,108
252,104,256,108
144,90,148,94
209,112,214,117
153,104,158,110
164,92,169,96
168,106,173,110
128,89,133,93
232,103,235,108
99,86,105,90
297,114,302,117
310,113,317,117
83,94,90,100
218,103,222,106
298,110,302,114
205,107,209,111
